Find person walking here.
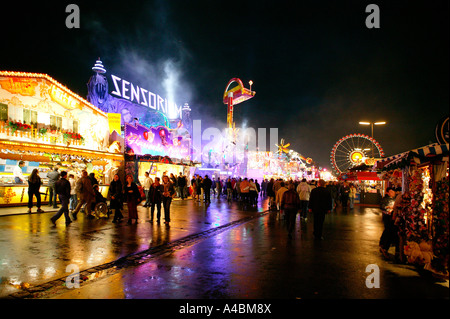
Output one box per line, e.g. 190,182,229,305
125,174,141,224
51,171,72,226
68,174,77,212
267,178,275,209
27,168,44,214
202,175,212,203
170,173,178,197
196,176,203,202
249,178,258,206
47,165,60,208
309,179,332,240
177,172,187,199
142,172,153,207
281,183,301,238
275,182,288,211
216,177,222,197
261,179,267,198
191,175,197,199
379,187,397,259
71,170,95,220
14,160,26,184
161,175,175,224
296,178,311,219
109,173,124,223
349,183,357,209
148,177,163,222
226,178,233,202
240,178,250,204
326,181,338,210
340,182,350,210
235,178,242,201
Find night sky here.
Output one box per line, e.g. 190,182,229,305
2,0,448,173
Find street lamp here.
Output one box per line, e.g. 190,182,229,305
359,121,386,158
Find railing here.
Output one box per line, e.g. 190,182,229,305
0,121,83,146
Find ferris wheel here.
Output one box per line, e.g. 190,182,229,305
330,133,384,174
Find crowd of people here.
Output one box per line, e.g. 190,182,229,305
25,163,361,237
24,163,406,259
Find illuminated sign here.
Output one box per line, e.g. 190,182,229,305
0,77,38,96
110,74,182,120
108,113,121,134
49,85,82,110
125,123,190,160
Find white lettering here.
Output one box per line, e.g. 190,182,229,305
192,120,202,162
122,80,130,99
366,4,380,29
109,74,185,119
149,92,156,110
365,264,380,288
140,87,148,106
130,83,140,104
111,75,122,97
65,264,80,289
65,4,80,29
202,127,223,163
158,96,165,113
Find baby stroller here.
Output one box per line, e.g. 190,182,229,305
92,184,110,219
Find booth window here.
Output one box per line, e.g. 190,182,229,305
23,108,38,125
0,103,7,121
50,115,62,130
73,120,79,133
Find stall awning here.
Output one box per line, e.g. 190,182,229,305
374,143,449,170
339,171,380,181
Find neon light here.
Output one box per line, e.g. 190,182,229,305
110,74,182,120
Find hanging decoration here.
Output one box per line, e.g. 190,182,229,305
431,179,449,276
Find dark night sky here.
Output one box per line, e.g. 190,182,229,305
2,0,448,173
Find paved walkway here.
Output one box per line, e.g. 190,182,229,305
0,197,448,300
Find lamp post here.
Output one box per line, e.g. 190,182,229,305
359,121,386,158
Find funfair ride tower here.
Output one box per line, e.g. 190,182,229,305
223,78,255,136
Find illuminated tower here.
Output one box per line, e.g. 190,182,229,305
223,78,255,132
87,58,109,112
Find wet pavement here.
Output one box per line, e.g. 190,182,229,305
0,197,448,300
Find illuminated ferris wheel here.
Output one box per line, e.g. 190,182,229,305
330,133,384,174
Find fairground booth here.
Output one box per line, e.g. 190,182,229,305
85,59,194,185
339,163,383,205
0,71,123,207
374,142,449,278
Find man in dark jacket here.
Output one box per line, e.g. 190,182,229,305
51,171,71,226
309,179,332,240
148,177,163,222
281,183,301,238
202,175,213,203
177,173,187,199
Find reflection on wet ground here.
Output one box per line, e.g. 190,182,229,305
1,198,448,299
0,197,266,297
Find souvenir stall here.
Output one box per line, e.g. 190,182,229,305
339,170,382,205
375,143,449,278
0,71,123,207
340,163,383,205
